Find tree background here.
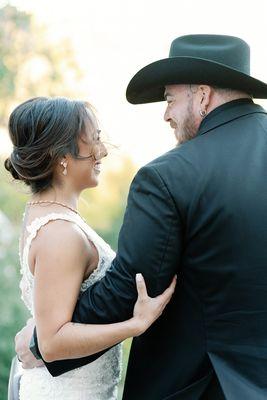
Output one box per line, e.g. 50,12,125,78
0,4,137,399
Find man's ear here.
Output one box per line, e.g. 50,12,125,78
198,85,212,108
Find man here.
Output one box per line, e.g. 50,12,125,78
16,35,267,399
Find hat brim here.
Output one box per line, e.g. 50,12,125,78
126,57,267,104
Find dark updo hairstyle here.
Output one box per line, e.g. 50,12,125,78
4,97,93,193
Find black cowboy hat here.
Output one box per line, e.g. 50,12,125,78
126,34,267,104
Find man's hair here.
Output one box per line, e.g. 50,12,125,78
189,84,252,102
212,86,252,99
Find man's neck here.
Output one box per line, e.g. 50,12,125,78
207,93,251,116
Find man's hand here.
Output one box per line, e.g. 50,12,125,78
15,318,44,369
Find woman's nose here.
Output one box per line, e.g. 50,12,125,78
99,142,108,159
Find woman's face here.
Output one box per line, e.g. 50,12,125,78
67,108,108,191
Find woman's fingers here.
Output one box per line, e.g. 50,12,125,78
136,273,177,305
133,274,177,335
158,275,177,305
136,273,148,301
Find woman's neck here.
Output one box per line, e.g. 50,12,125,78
30,187,79,211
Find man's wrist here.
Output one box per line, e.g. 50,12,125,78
29,327,42,360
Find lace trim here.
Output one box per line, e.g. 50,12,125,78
21,213,103,280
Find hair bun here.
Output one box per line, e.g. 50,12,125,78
4,156,21,180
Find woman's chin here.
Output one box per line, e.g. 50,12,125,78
86,178,100,189
79,172,101,188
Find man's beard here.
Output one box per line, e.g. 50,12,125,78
175,97,199,145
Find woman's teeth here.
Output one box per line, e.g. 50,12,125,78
94,163,101,171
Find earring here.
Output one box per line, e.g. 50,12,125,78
60,160,68,176
199,109,207,118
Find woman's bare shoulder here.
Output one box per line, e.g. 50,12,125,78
31,218,93,265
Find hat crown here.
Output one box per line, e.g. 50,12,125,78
169,34,250,75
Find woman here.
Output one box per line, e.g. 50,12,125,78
5,97,176,400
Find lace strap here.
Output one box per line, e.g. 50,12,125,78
21,212,88,278
25,212,79,235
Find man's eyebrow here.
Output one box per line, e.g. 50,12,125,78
164,92,172,100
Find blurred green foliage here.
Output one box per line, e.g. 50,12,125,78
0,4,138,399
0,4,84,125
0,226,30,398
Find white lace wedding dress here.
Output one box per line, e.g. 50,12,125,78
18,212,122,400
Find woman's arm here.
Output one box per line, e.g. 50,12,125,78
33,220,176,363
40,274,176,362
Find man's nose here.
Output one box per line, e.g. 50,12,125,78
164,107,170,122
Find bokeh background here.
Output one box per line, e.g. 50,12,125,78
0,0,267,398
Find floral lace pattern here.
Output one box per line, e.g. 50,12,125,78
18,212,122,400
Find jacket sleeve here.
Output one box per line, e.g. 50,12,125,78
40,164,183,376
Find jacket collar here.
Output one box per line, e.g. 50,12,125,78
197,98,267,137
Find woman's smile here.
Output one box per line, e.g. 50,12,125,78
93,161,101,172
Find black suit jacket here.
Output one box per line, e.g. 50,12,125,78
42,99,267,400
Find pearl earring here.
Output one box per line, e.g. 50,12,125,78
60,160,68,176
